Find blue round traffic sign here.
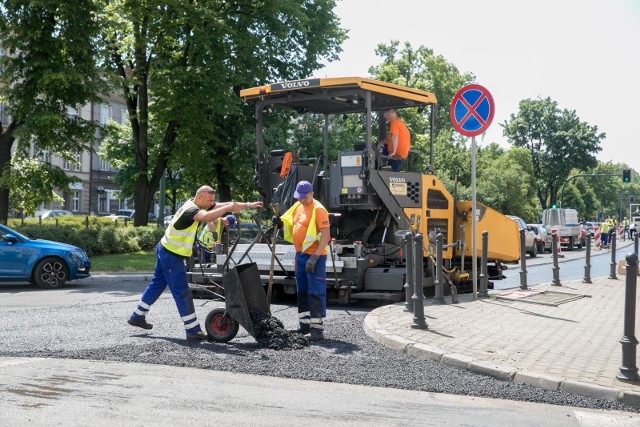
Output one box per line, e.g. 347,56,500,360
450,84,495,137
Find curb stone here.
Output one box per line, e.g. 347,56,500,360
363,304,640,408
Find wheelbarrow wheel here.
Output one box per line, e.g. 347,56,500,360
205,308,239,342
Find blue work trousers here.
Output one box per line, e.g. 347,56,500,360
295,252,327,334
382,145,404,172
130,242,201,333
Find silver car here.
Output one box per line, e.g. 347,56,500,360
506,215,537,257
528,224,551,253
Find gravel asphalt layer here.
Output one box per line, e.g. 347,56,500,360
1,291,639,414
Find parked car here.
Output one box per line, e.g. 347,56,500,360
163,215,174,226
506,215,537,257
104,210,156,222
32,209,73,220
104,209,135,221
0,224,91,288
584,221,600,238
528,224,551,253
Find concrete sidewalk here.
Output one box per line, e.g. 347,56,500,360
364,276,640,408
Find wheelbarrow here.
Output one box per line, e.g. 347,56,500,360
204,262,270,342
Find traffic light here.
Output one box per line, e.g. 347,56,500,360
622,169,631,183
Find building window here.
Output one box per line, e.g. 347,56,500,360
72,191,80,212
63,159,70,170
67,106,78,117
119,197,133,210
74,153,81,171
120,107,128,125
42,149,50,163
98,190,107,213
99,156,110,171
100,104,112,125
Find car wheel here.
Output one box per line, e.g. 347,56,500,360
33,257,68,289
529,242,537,258
537,242,544,254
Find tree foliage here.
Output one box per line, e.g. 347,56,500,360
0,157,70,215
0,0,104,224
502,98,605,209
97,0,346,225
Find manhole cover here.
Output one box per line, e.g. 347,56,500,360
497,290,590,306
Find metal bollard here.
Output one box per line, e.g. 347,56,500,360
478,231,489,298
404,232,415,312
635,233,639,255
617,253,640,382
583,233,592,283
411,234,428,329
519,229,528,290
609,234,617,280
433,233,446,304
551,232,561,286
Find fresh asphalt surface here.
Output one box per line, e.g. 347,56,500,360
1,264,639,416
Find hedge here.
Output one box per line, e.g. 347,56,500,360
6,216,165,257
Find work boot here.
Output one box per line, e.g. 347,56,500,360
186,331,209,341
304,332,324,342
128,318,153,330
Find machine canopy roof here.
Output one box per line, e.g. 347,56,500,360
240,77,437,115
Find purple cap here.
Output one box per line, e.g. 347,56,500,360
225,215,236,227
294,180,313,199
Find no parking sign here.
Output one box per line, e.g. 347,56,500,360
449,84,495,299
450,84,495,137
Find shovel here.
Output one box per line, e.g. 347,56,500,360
267,203,280,308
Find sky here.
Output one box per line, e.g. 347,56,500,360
313,0,640,172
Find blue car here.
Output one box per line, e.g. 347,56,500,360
0,224,91,288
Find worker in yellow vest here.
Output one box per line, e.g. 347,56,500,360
128,185,262,341
611,215,619,243
622,217,630,241
196,214,236,261
600,218,612,249
274,180,331,341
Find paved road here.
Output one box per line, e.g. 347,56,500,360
2,276,640,425
2,357,640,426
497,239,637,289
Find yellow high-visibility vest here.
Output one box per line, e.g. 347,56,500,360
197,218,224,249
281,200,327,252
161,200,200,257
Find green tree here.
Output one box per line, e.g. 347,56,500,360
98,0,345,225
0,158,71,216
476,147,538,221
0,0,104,224
502,97,605,209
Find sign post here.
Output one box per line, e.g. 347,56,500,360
450,84,495,300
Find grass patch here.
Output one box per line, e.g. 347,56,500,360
91,250,155,272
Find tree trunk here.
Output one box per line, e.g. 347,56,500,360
0,132,16,225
